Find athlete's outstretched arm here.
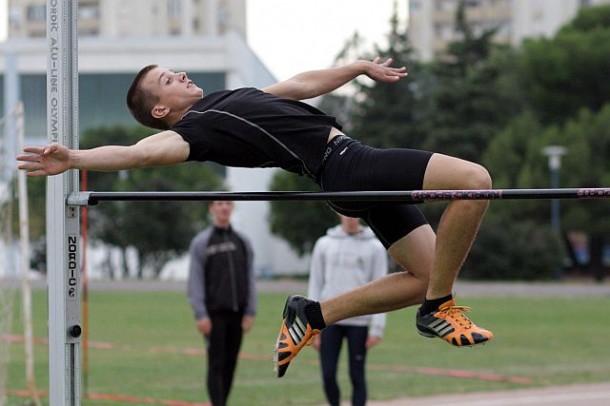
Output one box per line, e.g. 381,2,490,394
263,57,407,101
16,130,190,177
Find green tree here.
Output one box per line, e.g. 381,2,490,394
482,112,550,220
487,5,610,280
551,107,610,280
268,172,337,256
463,218,563,280
24,177,47,273
10,174,47,273
520,5,610,124
81,125,223,278
420,0,523,162
348,3,428,149
484,104,610,280
22,177,46,239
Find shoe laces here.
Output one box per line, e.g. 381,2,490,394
438,305,473,329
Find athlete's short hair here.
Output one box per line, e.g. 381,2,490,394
126,64,170,130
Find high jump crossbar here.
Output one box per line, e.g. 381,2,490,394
66,187,610,206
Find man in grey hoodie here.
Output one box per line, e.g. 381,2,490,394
308,215,387,406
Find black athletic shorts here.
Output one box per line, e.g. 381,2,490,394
318,136,433,248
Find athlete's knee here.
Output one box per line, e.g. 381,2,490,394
424,154,492,191
463,163,492,190
398,270,428,301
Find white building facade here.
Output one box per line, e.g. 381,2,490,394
1,0,311,278
8,0,247,38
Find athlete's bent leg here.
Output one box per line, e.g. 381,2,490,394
415,153,494,346
273,225,434,378
422,153,490,299
319,224,434,325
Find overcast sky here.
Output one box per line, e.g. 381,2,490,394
246,0,409,80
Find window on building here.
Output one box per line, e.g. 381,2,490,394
218,0,230,34
26,5,45,22
79,27,100,36
168,0,182,19
434,22,454,40
9,7,22,30
79,3,100,20
436,0,457,12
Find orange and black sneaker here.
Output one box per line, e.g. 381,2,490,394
415,299,493,347
274,295,321,378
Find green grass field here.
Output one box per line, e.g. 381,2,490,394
5,285,610,405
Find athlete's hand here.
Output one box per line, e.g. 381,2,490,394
364,57,407,83
366,335,382,349
17,143,72,177
197,317,212,337
242,315,255,333
312,335,321,351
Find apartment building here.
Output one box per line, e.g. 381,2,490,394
8,0,246,38
409,0,610,61
0,0,311,277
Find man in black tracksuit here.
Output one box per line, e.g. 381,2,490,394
187,200,256,406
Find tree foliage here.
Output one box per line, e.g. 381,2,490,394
419,0,523,162
463,218,563,280
348,6,428,150
520,5,610,124
268,172,337,256
477,5,610,280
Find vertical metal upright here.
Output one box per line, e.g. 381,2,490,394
3,51,18,178
46,1,81,405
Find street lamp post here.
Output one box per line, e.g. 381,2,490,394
542,145,567,279
542,146,567,232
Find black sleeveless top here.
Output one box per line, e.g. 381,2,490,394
171,87,342,179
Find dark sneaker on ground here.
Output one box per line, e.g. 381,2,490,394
416,298,493,346
274,295,321,378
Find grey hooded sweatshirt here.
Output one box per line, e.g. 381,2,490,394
307,224,388,337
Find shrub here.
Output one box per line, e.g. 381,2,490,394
462,218,564,280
